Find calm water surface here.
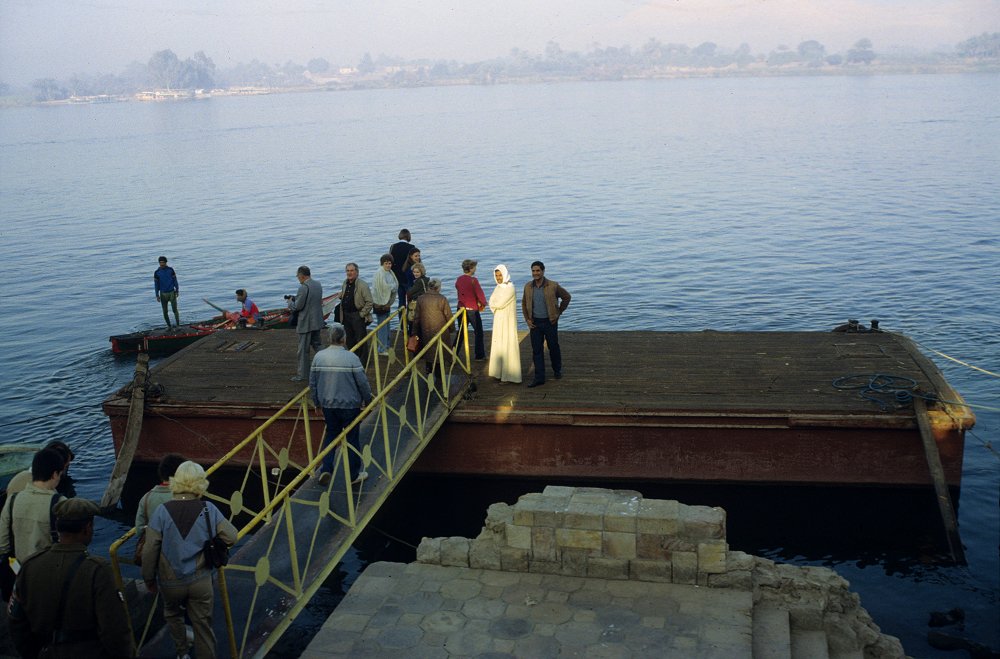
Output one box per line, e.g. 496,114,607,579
1,73,998,656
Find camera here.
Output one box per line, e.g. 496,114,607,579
284,294,296,301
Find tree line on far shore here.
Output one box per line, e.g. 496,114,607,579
5,32,1000,103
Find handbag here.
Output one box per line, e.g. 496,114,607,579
201,503,229,568
406,334,420,353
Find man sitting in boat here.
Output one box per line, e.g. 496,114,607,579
235,289,261,327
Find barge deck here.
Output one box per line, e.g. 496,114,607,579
101,329,973,487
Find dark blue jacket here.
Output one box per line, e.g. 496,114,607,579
154,266,179,295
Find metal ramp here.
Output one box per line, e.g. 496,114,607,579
112,308,475,658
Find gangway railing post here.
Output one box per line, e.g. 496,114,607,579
217,566,238,658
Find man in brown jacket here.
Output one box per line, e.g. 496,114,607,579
521,261,571,387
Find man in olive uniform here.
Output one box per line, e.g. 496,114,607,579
8,498,136,659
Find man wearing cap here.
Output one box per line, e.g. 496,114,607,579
455,259,487,360
8,498,136,659
310,323,373,487
154,256,180,328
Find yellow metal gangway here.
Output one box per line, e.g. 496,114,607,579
111,307,475,658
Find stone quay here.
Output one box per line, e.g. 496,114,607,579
303,486,906,658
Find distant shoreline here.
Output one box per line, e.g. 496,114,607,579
8,60,1000,109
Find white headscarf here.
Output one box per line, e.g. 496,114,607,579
494,264,511,285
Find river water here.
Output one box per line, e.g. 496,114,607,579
1,73,997,656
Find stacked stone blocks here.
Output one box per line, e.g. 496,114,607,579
418,485,729,587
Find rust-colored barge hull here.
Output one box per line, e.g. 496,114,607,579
102,329,973,486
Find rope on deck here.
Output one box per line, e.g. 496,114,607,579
832,373,1000,414
832,374,931,412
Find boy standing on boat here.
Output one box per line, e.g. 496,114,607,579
154,256,180,328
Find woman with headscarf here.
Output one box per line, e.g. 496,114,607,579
142,461,237,659
372,253,398,356
488,264,522,383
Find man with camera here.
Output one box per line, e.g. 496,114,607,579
289,266,324,382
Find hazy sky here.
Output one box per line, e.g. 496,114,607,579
1,0,997,85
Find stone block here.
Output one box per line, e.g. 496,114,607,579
629,559,672,582
679,505,726,541
570,488,613,506
605,496,640,533
512,493,545,526
587,557,629,580
506,523,532,550
697,540,728,574
726,550,755,572
440,537,470,567
672,550,697,584
469,537,501,571
707,570,752,590
564,500,606,530
789,606,825,631
555,528,602,552
531,526,558,562
500,546,529,572
485,502,513,532
416,537,442,565
560,548,589,576
529,559,562,575
603,531,637,560
533,497,569,528
636,533,671,561
637,499,680,534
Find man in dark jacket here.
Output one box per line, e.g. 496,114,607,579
153,256,180,327
290,265,325,382
389,229,414,309
8,498,136,659
521,261,571,388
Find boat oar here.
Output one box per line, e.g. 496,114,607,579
202,298,230,315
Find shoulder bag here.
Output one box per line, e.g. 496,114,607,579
202,503,229,568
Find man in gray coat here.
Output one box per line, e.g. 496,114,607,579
290,265,325,382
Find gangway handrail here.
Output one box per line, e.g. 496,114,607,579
111,306,472,658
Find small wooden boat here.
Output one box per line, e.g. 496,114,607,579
110,294,340,356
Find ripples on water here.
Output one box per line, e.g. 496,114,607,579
1,74,997,656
